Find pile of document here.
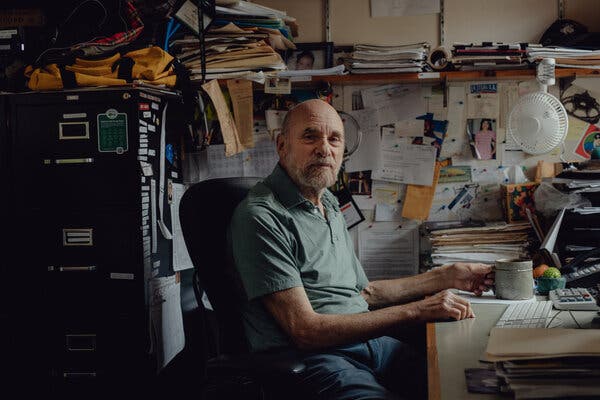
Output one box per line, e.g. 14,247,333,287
425,221,533,265
551,163,600,193
527,45,600,69
485,328,600,399
450,42,527,70
171,1,296,81
345,43,430,74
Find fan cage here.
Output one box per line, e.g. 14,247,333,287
507,92,568,155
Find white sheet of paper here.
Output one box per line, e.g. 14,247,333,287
395,118,424,137
265,109,287,137
573,77,600,93
440,85,467,158
242,138,278,177
374,203,403,221
207,144,244,179
353,195,377,210
372,128,436,186
467,92,500,119
149,275,185,371
344,108,382,172
370,0,440,17
361,84,426,126
358,222,419,280
171,183,194,271
150,179,158,253
207,139,277,179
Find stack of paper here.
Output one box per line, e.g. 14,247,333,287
171,1,297,81
450,42,528,71
485,328,600,399
426,221,534,265
527,45,600,69
345,43,430,74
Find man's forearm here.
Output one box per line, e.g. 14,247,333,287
292,303,419,350
361,266,451,308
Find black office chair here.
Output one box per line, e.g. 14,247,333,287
179,177,306,400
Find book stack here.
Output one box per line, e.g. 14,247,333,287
450,42,528,70
424,221,534,266
345,43,430,74
170,1,296,81
485,328,600,399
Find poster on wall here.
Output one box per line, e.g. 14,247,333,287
574,124,600,159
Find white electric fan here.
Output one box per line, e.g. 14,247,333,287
338,111,362,162
507,58,569,155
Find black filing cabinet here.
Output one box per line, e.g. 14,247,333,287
9,87,184,395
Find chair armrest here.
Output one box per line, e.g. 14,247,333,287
207,349,306,379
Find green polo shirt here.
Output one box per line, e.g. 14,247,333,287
229,164,370,352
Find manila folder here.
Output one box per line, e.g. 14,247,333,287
485,327,600,360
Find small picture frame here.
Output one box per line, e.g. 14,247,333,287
333,45,353,67
264,77,291,94
285,42,334,70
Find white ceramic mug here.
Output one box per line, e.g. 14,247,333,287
494,259,534,300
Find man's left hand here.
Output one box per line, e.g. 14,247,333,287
446,263,494,296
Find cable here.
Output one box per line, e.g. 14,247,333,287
55,0,108,44
546,310,564,328
34,0,110,65
567,310,582,329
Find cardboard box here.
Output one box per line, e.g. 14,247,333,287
500,182,539,223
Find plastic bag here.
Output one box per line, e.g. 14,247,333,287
534,181,591,217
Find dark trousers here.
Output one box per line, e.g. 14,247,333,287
296,336,427,400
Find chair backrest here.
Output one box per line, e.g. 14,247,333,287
179,177,262,355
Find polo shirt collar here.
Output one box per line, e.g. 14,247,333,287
265,164,339,211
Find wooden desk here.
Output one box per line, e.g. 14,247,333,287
427,303,598,400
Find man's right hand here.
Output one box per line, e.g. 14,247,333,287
411,289,474,322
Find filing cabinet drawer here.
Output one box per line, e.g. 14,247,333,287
48,314,148,376
41,210,145,316
42,211,143,273
11,103,143,210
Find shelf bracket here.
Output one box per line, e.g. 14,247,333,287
324,0,331,42
439,0,445,46
197,0,207,83
558,0,565,19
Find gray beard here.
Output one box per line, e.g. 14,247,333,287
286,157,339,192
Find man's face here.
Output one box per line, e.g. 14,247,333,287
296,55,313,70
278,101,345,191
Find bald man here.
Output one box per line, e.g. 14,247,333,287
230,99,494,399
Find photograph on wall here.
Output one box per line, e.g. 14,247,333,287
345,170,372,196
285,42,334,71
466,118,497,160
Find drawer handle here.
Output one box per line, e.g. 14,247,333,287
44,157,94,165
48,266,97,272
62,372,97,379
63,228,93,246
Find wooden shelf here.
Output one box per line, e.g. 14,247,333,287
301,67,600,84
210,67,600,88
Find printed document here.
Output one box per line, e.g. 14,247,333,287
372,127,436,186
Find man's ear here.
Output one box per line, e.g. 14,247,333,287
276,133,286,153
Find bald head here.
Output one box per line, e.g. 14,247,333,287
276,99,345,199
280,99,344,138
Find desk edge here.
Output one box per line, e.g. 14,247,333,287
426,322,441,400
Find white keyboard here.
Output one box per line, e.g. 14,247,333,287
495,301,553,328
549,288,600,311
